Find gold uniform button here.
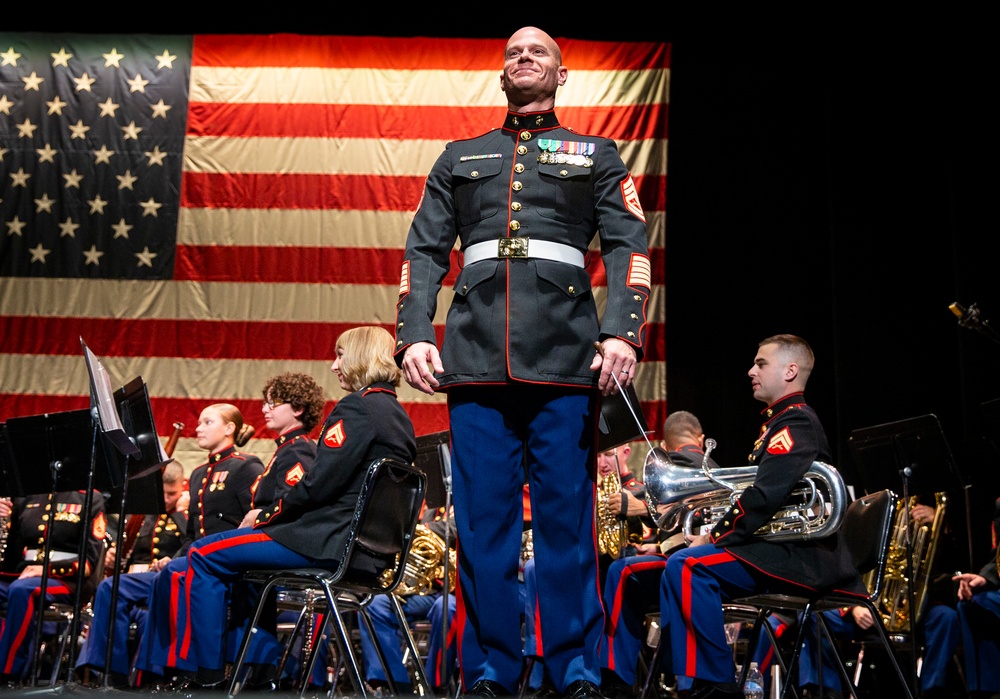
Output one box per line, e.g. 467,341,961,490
396,340,403,347
397,321,404,329
559,169,569,177
514,163,524,174
471,170,479,178
627,331,635,338
519,130,531,141
723,520,730,526
517,145,528,155
509,220,520,231
631,313,638,319
511,202,521,211
462,284,468,292
568,286,575,294
512,181,522,191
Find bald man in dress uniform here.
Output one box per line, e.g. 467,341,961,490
395,26,650,699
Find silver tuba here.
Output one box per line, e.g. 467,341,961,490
643,443,848,543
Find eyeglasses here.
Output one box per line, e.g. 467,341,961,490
263,399,286,410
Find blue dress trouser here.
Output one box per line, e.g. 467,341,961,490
76,571,155,675
798,603,958,693
0,577,73,678
958,589,1000,693
449,385,603,693
601,554,666,686
358,592,456,688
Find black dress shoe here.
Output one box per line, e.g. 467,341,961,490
464,679,514,698
689,678,743,699
565,679,604,699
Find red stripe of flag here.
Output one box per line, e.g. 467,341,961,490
0,394,662,445
192,35,670,72
181,172,666,213
0,316,665,363
186,102,669,142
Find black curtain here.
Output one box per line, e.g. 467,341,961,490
663,22,1000,567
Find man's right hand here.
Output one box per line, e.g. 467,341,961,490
401,341,443,395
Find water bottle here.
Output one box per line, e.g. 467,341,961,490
743,661,764,699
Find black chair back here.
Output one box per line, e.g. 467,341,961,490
844,488,897,599
329,455,426,596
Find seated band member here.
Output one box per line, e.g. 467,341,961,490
75,460,188,684
142,326,416,685
601,413,720,698
131,403,264,686
953,496,1000,698
659,335,865,699
0,490,106,684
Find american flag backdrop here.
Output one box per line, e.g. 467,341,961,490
0,33,670,474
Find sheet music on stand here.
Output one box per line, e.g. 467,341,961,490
81,337,139,459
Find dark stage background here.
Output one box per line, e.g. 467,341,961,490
8,11,998,564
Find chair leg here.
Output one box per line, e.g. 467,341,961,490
813,612,862,699
386,593,434,697
228,577,286,697
517,657,537,699
863,611,915,699
323,591,370,697
639,629,665,699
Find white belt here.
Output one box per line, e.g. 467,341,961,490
25,549,77,562
463,238,585,268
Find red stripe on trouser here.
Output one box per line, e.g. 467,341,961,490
759,618,788,674
454,574,467,686
167,570,182,667
681,550,734,677
3,581,70,673
180,531,271,660
606,559,663,669
532,588,543,656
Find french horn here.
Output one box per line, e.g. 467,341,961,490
642,443,848,542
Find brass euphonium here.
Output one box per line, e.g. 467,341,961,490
869,492,946,633
642,441,848,542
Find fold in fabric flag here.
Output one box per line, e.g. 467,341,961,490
0,33,670,470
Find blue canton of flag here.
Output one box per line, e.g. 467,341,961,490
0,34,191,279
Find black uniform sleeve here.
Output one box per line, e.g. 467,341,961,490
254,394,374,527
711,410,823,546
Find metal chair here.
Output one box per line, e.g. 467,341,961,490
226,455,427,698
733,488,911,699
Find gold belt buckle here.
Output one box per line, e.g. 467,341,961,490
498,237,528,258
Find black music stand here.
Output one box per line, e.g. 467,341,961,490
2,408,103,686
413,430,454,688
98,376,171,685
80,338,171,687
848,414,965,693
414,430,458,688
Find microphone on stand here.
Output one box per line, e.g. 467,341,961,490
949,302,979,327
950,301,1000,345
